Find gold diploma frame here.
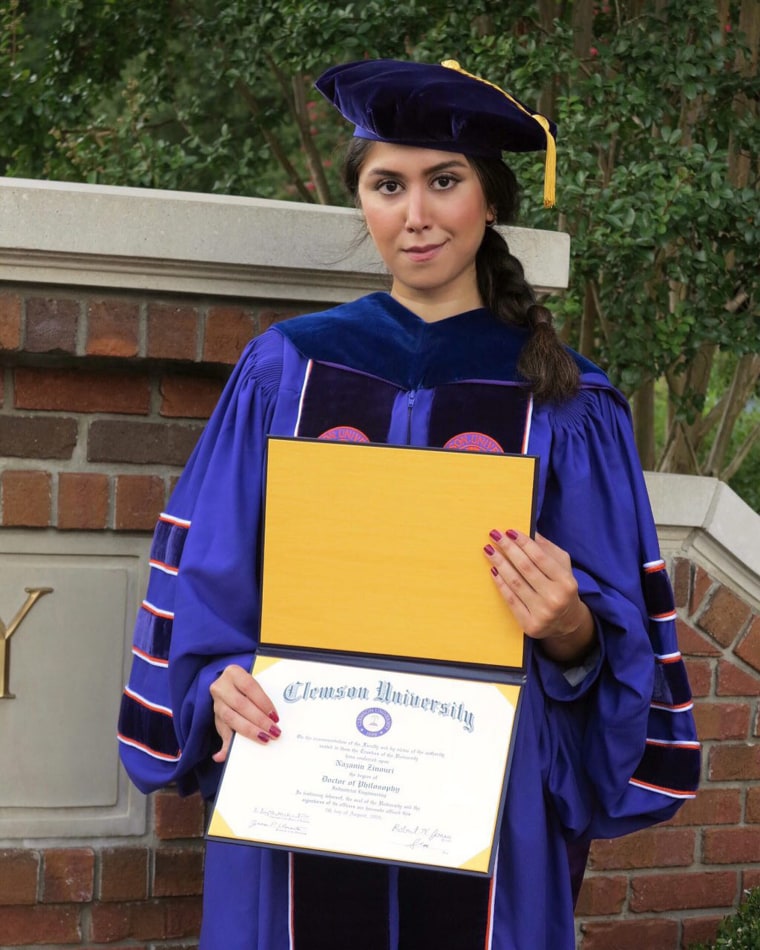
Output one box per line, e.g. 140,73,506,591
208,437,538,876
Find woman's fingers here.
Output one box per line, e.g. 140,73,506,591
483,528,582,639
209,664,281,762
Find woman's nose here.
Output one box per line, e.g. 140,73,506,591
404,186,431,231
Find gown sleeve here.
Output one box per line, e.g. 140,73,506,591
532,380,700,841
117,331,285,798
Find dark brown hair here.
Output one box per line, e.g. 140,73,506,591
342,138,579,403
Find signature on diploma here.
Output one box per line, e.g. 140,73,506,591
392,823,452,852
247,807,310,835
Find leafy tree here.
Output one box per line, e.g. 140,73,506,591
1,0,758,506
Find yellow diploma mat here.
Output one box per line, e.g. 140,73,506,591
261,437,537,670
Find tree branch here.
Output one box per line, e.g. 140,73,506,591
233,76,315,204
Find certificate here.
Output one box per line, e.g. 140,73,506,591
207,438,536,875
208,655,520,874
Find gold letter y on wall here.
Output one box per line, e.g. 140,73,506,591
0,587,54,699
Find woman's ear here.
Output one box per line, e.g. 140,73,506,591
485,207,496,225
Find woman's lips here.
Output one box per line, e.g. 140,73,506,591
403,242,445,262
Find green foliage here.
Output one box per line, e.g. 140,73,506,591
690,888,760,949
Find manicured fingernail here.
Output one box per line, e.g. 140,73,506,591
506,529,518,540
490,566,499,577
483,544,495,556
489,529,502,542
269,724,282,738
269,710,280,724
257,732,271,743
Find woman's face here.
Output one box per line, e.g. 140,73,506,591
356,142,493,314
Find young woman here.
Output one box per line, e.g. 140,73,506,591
118,59,699,949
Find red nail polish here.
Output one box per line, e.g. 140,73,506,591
484,544,495,556
506,529,518,540
269,724,282,738
489,529,502,542
490,566,499,577
257,731,271,743
269,709,280,723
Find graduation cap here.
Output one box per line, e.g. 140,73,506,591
314,58,557,208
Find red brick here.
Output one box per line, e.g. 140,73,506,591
92,897,201,941
88,419,203,466
698,585,753,648
203,305,256,364
630,870,737,912
589,828,695,870
163,896,203,939
667,787,741,826
154,789,206,840
748,786,760,822
694,701,751,740
744,868,760,890
736,615,760,675
676,618,721,657
672,558,691,610
575,874,627,916
703,826,760,865
709,742,760,780
681,915,723,948
691,565,714,615
58,473,109,530
114,475,166,531
684,658,712,697
89,901,131,942
86,298,140,357
0,850,39,905
717,659,760,697
259,308,303,333
0,904,81,945
579,917,679,950
153,848,204,897
0,293,22,349
42,849,95,903
99,848,149,902
15,367,150,414
147,303,199,361
160,374,225,419
1,470,52,527
25,297,79,354
0,415,78,459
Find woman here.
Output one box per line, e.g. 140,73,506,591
118,59,699,949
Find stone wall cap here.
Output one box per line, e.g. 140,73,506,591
0,177,570,300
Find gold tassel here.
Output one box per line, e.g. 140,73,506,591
441,59,556,208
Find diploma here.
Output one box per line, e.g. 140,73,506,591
208,655,520,874
208,437,535,874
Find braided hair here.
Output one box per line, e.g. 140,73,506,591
342,139,579,403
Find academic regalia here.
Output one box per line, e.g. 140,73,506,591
118,292,699,950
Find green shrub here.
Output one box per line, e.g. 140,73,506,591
690,889,760,949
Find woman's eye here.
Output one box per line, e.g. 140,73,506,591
432,175,458,189
377,180,401,194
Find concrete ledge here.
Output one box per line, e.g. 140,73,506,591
0,177,570,300
646,472,760,609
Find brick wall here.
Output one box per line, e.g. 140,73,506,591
576,560,760,949
0,288,303,533
1,283,759,948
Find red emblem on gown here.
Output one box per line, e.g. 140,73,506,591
443,432,504,453
318,426,370,443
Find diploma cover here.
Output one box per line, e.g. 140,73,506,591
208,436,537,875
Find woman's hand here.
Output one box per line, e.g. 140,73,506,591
209,664,281,764
483,529,596,665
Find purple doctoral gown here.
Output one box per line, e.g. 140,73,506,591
118,293,699,949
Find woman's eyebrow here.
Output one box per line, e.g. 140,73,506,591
363,159,470,178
